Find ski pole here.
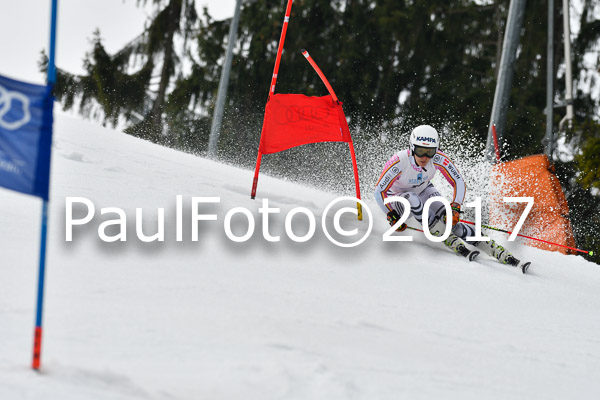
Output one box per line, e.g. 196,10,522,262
460,219,594,256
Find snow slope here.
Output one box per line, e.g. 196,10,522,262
1,113,599,400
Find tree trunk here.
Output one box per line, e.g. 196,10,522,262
150,0,182,138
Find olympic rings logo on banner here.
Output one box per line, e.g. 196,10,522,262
0,84,31,131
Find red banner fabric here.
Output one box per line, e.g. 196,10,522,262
258,94,352,154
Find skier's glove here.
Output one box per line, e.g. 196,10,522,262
450,202,461,226
387,210,407,232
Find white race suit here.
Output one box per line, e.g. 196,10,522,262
374,148,475,239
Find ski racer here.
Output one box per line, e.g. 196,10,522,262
374,125,529,272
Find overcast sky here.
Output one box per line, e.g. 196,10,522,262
0,0,236,85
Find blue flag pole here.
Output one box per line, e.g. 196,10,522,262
32,0,58,371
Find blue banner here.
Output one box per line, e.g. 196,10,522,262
0,74,53,200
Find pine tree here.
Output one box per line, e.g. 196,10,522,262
50,0,198,144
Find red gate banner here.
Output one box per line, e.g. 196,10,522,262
259,94,352,154
249,0,361,218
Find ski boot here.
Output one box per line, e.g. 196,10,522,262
505,254,531,274
475,239,531,273
444,234,479,261
430,217,479,261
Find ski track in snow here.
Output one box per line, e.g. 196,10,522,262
1,113,600,400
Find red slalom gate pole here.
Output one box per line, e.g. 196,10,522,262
301,49,362,220
267,0,294,100
301,49,338,102
461,219,594,256
251,0,294,199
250,151,262,199
348,141,362,220
492,124,501,163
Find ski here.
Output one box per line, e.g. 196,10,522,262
444,234,531,272
471,248,531,273
473,239,532,274
407,226,528,270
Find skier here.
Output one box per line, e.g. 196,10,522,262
374,124,529,272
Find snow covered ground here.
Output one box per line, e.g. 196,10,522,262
1,113,599,399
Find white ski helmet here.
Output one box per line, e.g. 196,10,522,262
409,125,439,150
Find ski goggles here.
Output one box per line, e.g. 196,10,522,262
413,145,437,158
